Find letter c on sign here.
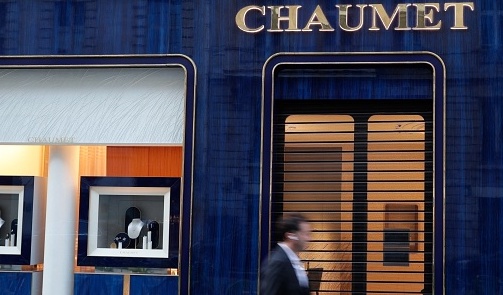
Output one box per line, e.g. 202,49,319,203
236,5,265,33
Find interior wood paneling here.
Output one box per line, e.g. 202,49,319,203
107,146,182,177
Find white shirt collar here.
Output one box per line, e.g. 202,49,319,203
278,242,299,263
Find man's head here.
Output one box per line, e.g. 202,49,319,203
277,213,311,252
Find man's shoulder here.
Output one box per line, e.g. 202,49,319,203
269,245,289,262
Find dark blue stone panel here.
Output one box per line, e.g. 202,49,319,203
274,63,433,100
74,273,123,295
0,272,31,295
130,275,178,295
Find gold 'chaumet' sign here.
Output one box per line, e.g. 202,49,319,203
235,3,475,33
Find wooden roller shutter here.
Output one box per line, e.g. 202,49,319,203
271,100,433,295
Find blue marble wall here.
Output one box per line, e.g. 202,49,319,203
74,274,123,295
130,275,178,295
0,1,500,294
73,274,178,295
0,272,32,295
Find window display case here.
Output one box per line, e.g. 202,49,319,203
0,176,46,265
77,177,180,268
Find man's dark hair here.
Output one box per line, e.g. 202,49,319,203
276,213,307,241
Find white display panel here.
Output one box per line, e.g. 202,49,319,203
87,186,171,259
0,67,185,145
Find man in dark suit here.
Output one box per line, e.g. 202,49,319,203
260,213,311,295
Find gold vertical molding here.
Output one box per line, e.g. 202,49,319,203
123,274,131,295
42,145,50,177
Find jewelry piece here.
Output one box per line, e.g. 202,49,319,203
125,207,141,233
10,219,17,246
0,209,4,229
125,207,141,248
11,219,17,235
147,221,160,249
113,232,130,248
127,218,144,239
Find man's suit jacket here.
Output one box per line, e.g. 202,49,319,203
260,245,310,295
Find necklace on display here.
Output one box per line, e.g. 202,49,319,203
127,218,144,239
0,209,4,229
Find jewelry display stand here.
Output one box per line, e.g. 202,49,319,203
77,177,180,268
0,176,46,265
125,207,141,248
